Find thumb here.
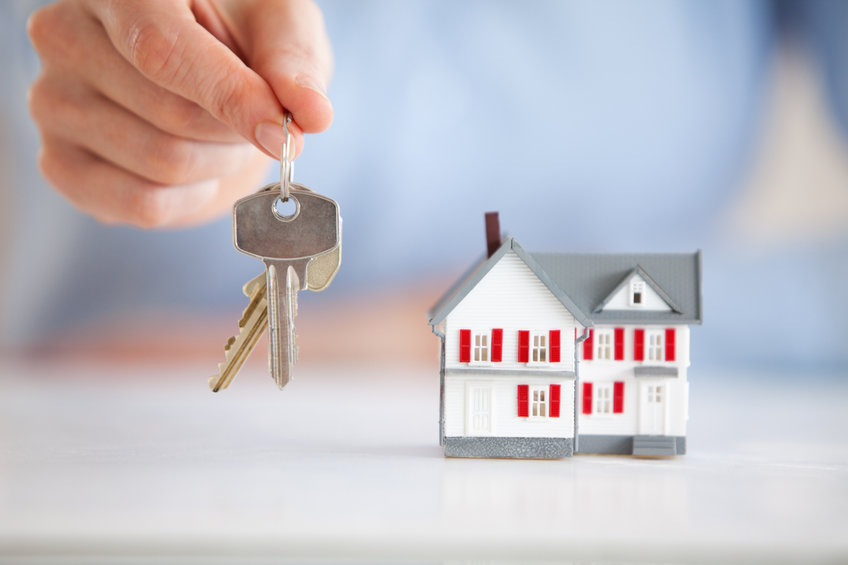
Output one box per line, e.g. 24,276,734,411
221,0,335,134
86,0,297,159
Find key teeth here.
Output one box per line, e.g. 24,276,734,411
209,272,268,392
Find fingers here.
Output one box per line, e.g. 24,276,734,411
27,0,334,229
216,0,335,134
38,134,221,228
38,134,272,228
27,0,241,144
83,0,299,158
30,72,256,186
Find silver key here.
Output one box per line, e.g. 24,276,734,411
233,182,341,388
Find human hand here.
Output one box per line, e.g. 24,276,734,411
27,0,333,228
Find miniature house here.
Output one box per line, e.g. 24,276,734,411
428,213,702,458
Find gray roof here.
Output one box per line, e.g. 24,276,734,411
429,237,702,327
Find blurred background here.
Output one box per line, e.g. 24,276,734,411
1,0,847,374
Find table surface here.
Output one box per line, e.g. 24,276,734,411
1,358,846,564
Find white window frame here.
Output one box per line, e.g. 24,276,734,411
470,330,490,364
647,329,665,362
529,331,548,364
630,280,645,307
529,385,548,418
595,329,613,361
593,382,613,415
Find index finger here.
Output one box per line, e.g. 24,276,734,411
86,0,293,158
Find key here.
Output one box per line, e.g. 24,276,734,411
208,272,268,392
234,182,341,388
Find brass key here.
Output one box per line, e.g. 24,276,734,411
208,272,268,392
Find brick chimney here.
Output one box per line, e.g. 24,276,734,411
485,211,501,258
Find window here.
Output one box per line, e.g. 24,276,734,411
517,384,561,418
582,381,625,415
530,331,547,363
531,386,547,417
647,330,665,362
630,280,645,306
646,384,664,404
596,330,613,360
520,330,559,364
460,328,503,363
472,331,489,363
594,383,613,414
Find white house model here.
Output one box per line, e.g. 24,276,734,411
428,214,702,458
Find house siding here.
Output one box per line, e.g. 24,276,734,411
444,374,575,439
578,325,690,439
444,251,579,372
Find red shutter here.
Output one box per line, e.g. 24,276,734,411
549,330,561,363
582,382,593,414
634,329,644,361
665,328,676,361
518,330,530,363
549,384,561,418
614,328,624,361
517,384,529,417
613,381,624,413
459,329,471,363
491,328,503,362
583,329,594,360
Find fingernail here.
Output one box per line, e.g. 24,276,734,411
255,121,286,159
295,73,329,100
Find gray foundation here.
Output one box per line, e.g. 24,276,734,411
577,434,686,456
444,437,574,459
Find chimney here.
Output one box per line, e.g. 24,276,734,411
485,211,501,258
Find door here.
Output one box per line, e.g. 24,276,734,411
466,384,492,436
639,382,667,435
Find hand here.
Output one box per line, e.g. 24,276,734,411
27,0,334,228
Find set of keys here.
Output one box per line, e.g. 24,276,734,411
209,115,341,392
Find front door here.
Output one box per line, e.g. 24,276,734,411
639,382,667,435
466,384,492,436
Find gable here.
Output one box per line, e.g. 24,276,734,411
449,250,580,327
429,238,592,329
597,271,674,313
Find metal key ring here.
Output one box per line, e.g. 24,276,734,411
280,112,294,201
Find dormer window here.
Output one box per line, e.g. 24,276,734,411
630,281,645,306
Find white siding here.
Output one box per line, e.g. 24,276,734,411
444,373,575,439
444,251,580,372
578,325,690,437
601,274,672,312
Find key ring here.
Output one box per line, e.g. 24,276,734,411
280,112,294,201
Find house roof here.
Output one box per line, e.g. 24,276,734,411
532,250,702,324
428,237,702,327
592,265,682,314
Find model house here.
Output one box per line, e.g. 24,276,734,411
428,213,702,458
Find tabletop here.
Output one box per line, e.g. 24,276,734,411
1,357,846,564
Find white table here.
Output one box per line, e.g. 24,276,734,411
1,358,846,564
